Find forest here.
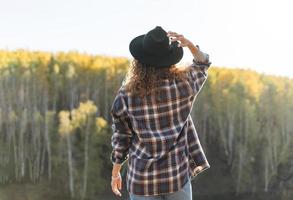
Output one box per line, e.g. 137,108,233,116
0,50,292,200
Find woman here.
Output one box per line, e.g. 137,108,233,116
110,26,211,200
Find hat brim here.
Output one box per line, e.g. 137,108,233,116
129,34,183,67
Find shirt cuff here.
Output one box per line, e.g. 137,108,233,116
110,150,129,165
192,45,210,64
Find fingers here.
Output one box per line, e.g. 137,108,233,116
167,31,176,36
167,32,184,44
170,37,179,42
169,36,184,47
118,179,122,190
113,187,122,197
167,31,180,36
111,180,122,197
194,166,203,173
167,31,183,38
169,35,183,42
167,31,188,47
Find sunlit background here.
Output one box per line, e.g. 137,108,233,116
0,1,293,200
0,0,292,77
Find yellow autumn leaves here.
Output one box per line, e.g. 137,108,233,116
0,50,129,76
58,101,107,136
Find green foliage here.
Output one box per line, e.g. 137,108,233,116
0,50,292,199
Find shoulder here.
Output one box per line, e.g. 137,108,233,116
111,86,128,116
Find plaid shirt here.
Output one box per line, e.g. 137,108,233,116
110,45,212,196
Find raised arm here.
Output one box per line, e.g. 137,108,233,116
167,31,212,93
188,44,212,93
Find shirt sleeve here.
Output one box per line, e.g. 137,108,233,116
186,116,211,178
188,45,212,94
110,91,134,165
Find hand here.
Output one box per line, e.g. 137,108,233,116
194,166,203,174
167,31,192,47
167,31,200,57
111,173,122,197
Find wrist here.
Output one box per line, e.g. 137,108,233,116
112,168,120,176
187,42,199,56
112,171,120,176
111,173,121,180
187,41,194,48
112,173,120,177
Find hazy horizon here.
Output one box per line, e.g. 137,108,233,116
0,0,292,77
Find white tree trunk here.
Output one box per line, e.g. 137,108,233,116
81,119,91,200
67,135,75,198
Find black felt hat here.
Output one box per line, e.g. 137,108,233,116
129,26,183,68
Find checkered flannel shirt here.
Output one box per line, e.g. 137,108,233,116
110,45,212,196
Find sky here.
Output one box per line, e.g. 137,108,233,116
0,0,292,78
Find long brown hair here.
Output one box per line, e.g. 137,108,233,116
123,59,191,98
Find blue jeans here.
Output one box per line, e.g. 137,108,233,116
129,179,192,200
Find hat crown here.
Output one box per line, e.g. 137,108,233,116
142,26,170,56
128,25,183,68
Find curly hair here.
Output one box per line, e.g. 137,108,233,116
123,59,191,98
